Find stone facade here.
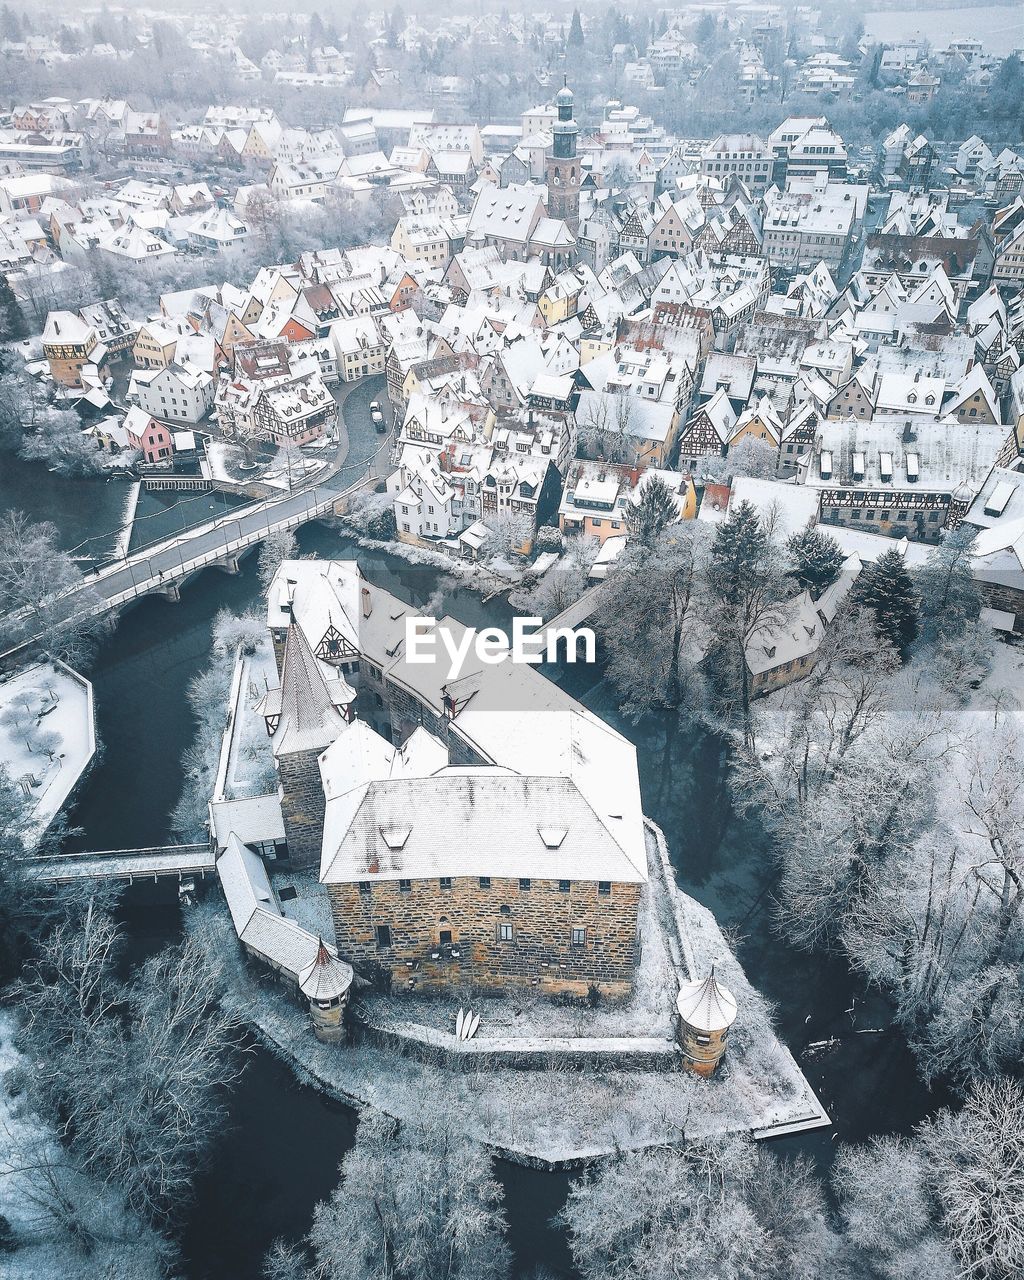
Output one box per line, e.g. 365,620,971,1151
278,747,327,868
328,874,641,998
978,579,1024,632
677,1017,731,1077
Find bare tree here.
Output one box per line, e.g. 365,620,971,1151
561,1137,834,1280
17,910,247,1229
258,528,298,592
300,1109,511,1280
596,521,710,723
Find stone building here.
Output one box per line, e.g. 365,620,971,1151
41,310,100,389
262,560,648,1000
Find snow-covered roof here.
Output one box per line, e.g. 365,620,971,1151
322,773,645,886
677,971,737,1032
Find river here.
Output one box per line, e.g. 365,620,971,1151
4,438,947,1275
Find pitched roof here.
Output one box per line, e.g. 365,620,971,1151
272,621,346,756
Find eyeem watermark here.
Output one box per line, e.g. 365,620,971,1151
405,616,596,681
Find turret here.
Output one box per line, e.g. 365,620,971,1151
299,937,353,1043
676,968,737,1076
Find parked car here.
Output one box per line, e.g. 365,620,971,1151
370,400,386,432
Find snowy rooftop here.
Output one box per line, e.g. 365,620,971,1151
0,661,95,844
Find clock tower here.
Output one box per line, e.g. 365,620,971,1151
545,80,579,235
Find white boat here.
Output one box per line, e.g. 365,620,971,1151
455,1007,465,1039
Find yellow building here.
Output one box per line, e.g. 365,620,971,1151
132,322,179,370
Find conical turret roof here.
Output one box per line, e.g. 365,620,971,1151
272,621,346,757
676,968,738,1033
299,937,353,1003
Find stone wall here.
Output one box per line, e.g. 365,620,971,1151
278,747,327,868
978,579,1023,632
328,874,641,998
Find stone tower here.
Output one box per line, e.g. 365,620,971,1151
273,621,346,868
676,968,738,1076
546,79,580,235
299,938,353,1043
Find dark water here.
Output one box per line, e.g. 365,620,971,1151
52,514,940,1276
0,453,130,561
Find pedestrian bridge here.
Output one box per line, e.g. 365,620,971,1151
24,844,215,884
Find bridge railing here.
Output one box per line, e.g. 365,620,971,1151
0,467,377,669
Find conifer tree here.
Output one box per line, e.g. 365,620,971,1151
0,273,27,342
626,474,678,546
707,500,769,605
786,526,846,598
568,7,584,47
851,547,919,656
915,525,980,642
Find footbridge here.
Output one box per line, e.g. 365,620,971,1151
538,580,608,641
24,844,215,884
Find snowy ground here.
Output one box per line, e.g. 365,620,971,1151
0,662,96,845
194,820,827,1165
0,1011,165,1277
216,643,278,802
205,438,331,492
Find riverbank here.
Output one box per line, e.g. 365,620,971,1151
189,820,827,1168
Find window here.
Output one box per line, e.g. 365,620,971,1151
498,922,514,942
439,929,452,945
440,876,452,890
559,879,571,893
376,924,392,949
695,1033,711,1046
399,878,411,893
571,927,587,947
598,881,611,897
479,876,491,889
358,881,371,896
519,877,531,891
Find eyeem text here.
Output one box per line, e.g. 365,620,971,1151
404,616,596,681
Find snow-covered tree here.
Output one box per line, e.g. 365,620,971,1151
834,1079,1024,1280
0,510,107,664
916,526,981,645
561,1137,834,1280
703,500,787,738
786,526,846,598
302,1110,511,1280
625,474,678,547
17,913,246,1229
258,528,298,591
18,405,103,478
851,548,919,656
597,522,709,722
518,534,597,619
480,509,533,562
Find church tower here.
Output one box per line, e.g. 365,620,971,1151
546,80,580,235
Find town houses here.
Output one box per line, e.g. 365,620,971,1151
16,68,1022,592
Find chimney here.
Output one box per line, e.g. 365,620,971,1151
361,587,372,618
